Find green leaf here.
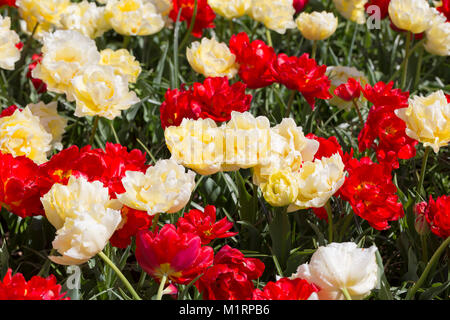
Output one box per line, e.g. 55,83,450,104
269,208,291,270
376,250,393,300
419,281,450,300
0,240,9,278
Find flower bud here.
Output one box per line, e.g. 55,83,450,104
261,170,299,207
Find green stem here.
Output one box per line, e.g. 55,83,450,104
37,249,56,277
416,147,431,200
178,0,197,51
156,275,168,300
325,201,333,243
338,212,354,242
421,234,428,264
136,138,157,164
341,287,352,300
352,99,364,127
266,29,273,47
151,212,160,232
89,116,99,146
97,251,142,300
122,36,130,49
109,120,120,144
137,270,147,290
414,46,424,89
311,40,318,60
406,236,450,300
285,90,296,117
400,32,412,89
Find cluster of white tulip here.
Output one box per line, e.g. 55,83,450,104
388,0,450,56
41,159,196,265
32,30,140,120
0,16,21,71
16,0,171,40
165,111,347,209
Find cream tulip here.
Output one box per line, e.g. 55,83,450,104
0,16,21,70
332,0,367,25
291,242,379,300
27,101,67,150
41,176,123,265
296,11,338,41
186,37,239,79
395,90,450,153
0,107,53,164
288,153,346,212
388,0,434,34
424,11,450,57
105,0,165,36
208,0,251,19
32,30,101,99
71,64,140,120
117,159,196,214
249,0,296,34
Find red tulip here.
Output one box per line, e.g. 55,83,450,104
271,53,331,109
196,245,265,300
293,0,309,13
110,206,153,249
0,269,68,300
169,0,215,38
229,32,277,89
253,278,319,300
136,224,213,284
177,205,237,245
339,157,404,230
423,195,450,239
334,78,362,102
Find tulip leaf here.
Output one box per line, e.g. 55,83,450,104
0,240,9,278
376,250,393,300
269,208,291,271
419,281,450,300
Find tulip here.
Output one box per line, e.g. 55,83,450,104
394,90,450,154
291,242,379,300
41,176,123,265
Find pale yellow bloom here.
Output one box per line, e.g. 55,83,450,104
27,101,67,150
0,107,52,164
253,118,319,185
288,153,346,211
208,0,251,19
326,66,369,110
151,0,173,17
59,1,111,39
186,37,239,79
0,16,21,70
424,10,450,57
296,11,338,41
17,0,71,39
395,90,450,153
100,48,142,83
165,118,225,175
41,176,122,265
71,64,140,120
222,111,271,171
332,0,367,25
260,170,299,207
32,30,101,99
105,0,164,36
117,159,196,215
291,242,379,300
249,0,296,34
388,0,434,34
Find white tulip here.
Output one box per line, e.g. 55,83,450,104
291,242,379,300
41,176,123,265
